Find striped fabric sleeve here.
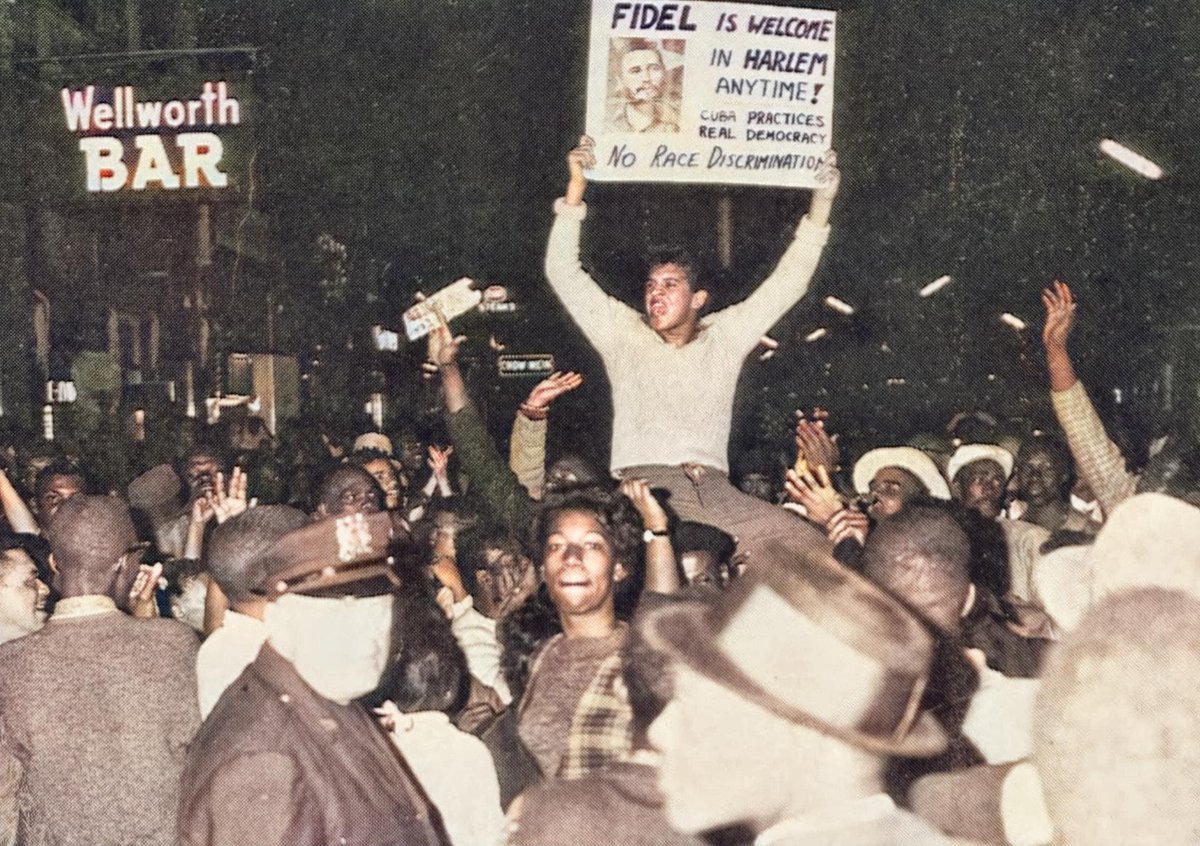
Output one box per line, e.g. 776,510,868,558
1050,380,1138,518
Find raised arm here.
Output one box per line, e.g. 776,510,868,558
510,371,583,501
620,478,679,595
1042,280,1137,515
545,136,638,350
0,468,38,535
716,151,839,343
428,325,539,535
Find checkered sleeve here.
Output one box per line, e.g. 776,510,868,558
1050,381,1138,518
557,654,633,781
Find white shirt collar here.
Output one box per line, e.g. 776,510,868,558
754,794,896,845
51,595,119,620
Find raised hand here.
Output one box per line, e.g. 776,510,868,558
812,149,840,202
208,467,249,524
784,464,845,527
426,307,466,369
128,561,164,619
566,135,597,178
565,135,596,205
827,507,869,547
524,371,583,412
620,477,669,533
427,445,454,490
794,410,840,475
1041,279,1076,351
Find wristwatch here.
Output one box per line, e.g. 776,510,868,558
642,527,670,543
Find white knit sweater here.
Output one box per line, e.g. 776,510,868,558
544,198,830,473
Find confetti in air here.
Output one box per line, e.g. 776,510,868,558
1098,139,1163,180
999,313,1027,331
919,275,952,297
823,295,855,315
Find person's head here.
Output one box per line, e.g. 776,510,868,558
44,495,143,604
314,465,386,518
733,449,781,503
468,534,535,619
180,444,224,502
674,521,735,588
0,537,50,644
852,447,951,521
619,39,666,103
544,453,607,494
353,450,403,510
1016,435,1074,507
643,248,707,337
363,582,469,716
860,504,973,633
206,506,308,609
255,511,408,704
498,587,563,701
947,445,1014,520
126,463,186,527
395,429,426,476
1134,438,1200,506
1034,588,1200,845
534,488,643,632
644,545,945,835
33,460,85,523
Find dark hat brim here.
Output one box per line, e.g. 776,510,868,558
644,599,948,759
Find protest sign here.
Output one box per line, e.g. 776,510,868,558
584,1,835,188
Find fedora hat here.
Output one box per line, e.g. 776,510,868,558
254,511,406,598
644,542,947,758
946,444,1014,485
852,446,951,501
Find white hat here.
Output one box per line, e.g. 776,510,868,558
852,447,951,501
946,444,1014,485
352,432,393,456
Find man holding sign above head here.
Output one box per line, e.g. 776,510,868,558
544,134,838,568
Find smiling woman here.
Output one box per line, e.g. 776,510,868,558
516,489,645,780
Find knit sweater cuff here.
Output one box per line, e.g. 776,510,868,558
552,197,588,221
795,214,831,247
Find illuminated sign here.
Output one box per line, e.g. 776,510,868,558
61,81,241,192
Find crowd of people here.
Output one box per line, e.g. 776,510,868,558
0,142,1192,846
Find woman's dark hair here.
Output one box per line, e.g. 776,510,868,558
497,585,563,702
531,485,645,619
362,578,469,715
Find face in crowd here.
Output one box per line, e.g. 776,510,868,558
184,452,221,501
953,459,1007,520
37,473,83,522
313,466,386,520
360,457,402,510
649,663,802,835
542,509,628,622
0,548,50,642
620,47,666,103
1017,447,1070,507
867,467,928,521
644,262,707,336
